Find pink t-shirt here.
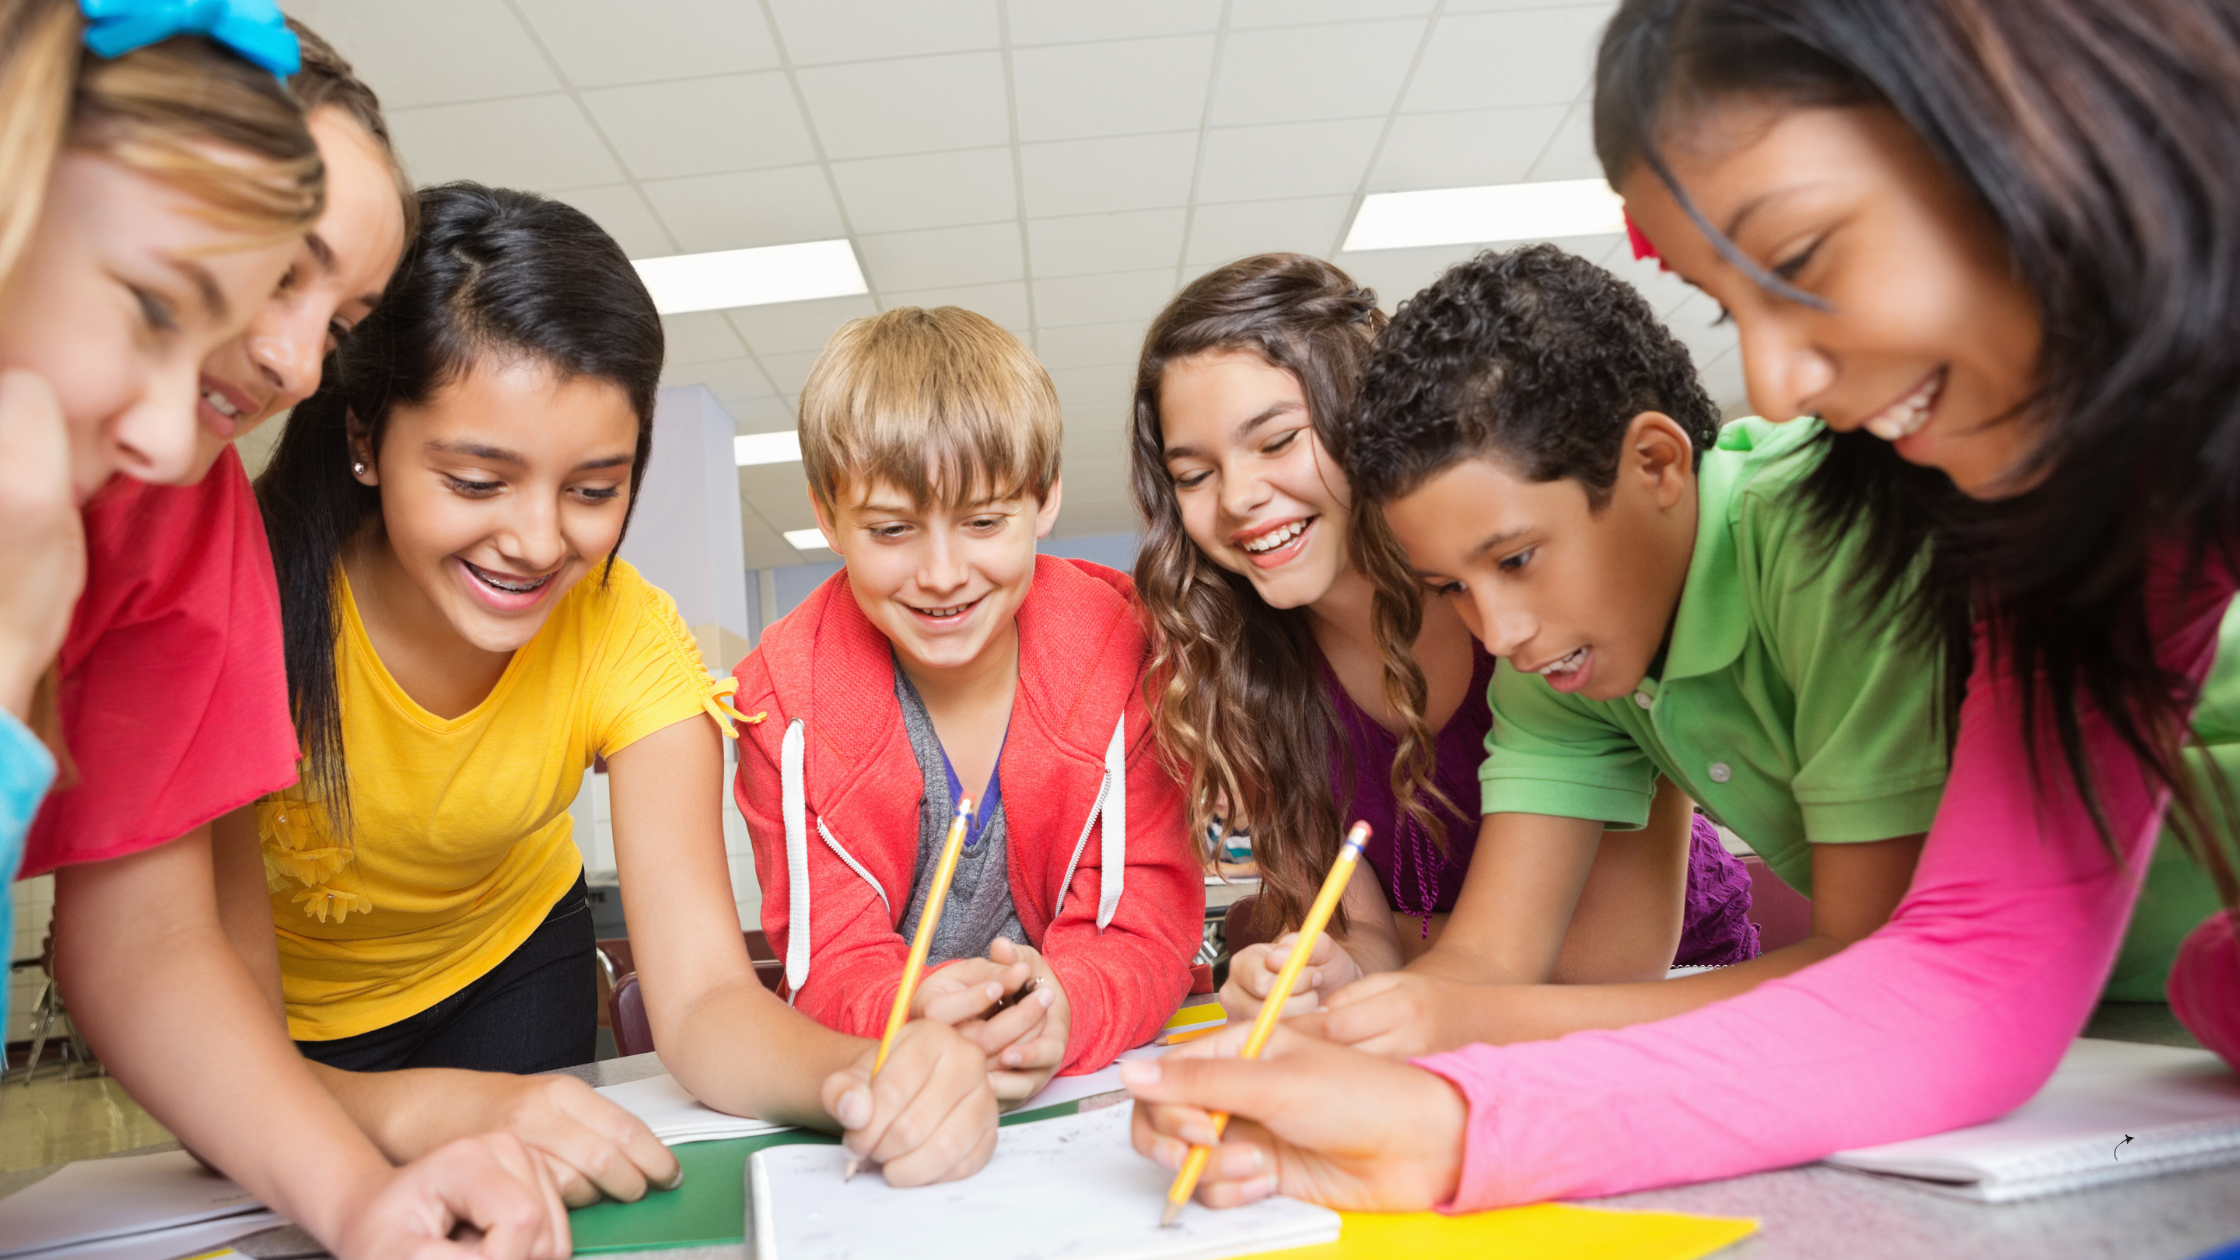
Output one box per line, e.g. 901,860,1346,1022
21,448,298,878
2172,910,2239,1067
1415,558,2235,1207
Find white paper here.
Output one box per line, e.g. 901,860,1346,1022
0,1153,263,1257
593,1073,790,1145
749,1104,1340,1260
2,1212,282,1260
1826,1039,2240,1201
1011,1045,1166,1114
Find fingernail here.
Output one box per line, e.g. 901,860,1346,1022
663,1165,686,1191
1037,989,1054,1009
1241,1175,1278,1201
1180,1122,1217,1146
1219,1146,1263,1177
1120,1061,1159,1088
1002,1049,1021,1066
986,983,1004,1000
836,1088,870,1128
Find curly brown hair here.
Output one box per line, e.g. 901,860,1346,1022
1128,254,1447,933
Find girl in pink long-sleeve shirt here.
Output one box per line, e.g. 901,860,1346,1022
1122,0,2240,1211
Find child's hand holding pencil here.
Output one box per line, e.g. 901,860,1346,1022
820,1019,999,1187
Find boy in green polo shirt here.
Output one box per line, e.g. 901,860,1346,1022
1305,245,2220,1060
1304,245,1945,1056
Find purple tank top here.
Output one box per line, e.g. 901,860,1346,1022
1322,644,1760,966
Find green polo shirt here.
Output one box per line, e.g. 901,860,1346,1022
1478,416,1948,897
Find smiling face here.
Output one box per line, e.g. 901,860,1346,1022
1158,349,1352,611
1620,104,2043,498
350,357,638,654
1381,413,1699,702
815,474,1062,681
0,152,300,502
194,108,407,475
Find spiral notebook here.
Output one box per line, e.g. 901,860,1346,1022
747,1103,1341,1260
1824,1038,2240,1201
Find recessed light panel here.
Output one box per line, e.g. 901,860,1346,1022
1342,179,1626,252
734,430,802,466
636,239,868,315
783,528,831,551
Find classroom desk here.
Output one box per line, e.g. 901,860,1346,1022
3,1003,2236,1260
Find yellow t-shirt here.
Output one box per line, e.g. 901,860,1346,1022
261,558,717,1041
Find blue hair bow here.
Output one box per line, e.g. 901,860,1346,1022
80,0,301,79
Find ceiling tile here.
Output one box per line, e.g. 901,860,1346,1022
388,96,625,191
719,395,801,432
1027,208,1187,278
662,313,751,365
1445,0,1617,12
1331,242,1492,311
285,0,558,107
1695,346,1749,414
1011,36,1217,142
1032,269,1180,330
1227,0,1437,26
515,0,781,87
553,185,677,257
662,356,775,399
1403,9,1607,113
1210,20,1423,126
857,222,1024,292
796,53,1013,159
1184,196,1352,267
757,350,828,397
1035,320,1148,371
1020,132,1200,218
1007,0,1219,44
1048,363,1137,428
1196,119,1383,203
638,166,845,253
1525,100,1603,181
832,148,1017,234
1051,499,1139,536
768,0,1001,65
1369,105,1570,191
726,296,879,357
583,74,816,180
881,281,1033,332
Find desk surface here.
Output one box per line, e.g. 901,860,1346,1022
5,1003,2236,1260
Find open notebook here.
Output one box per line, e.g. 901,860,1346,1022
748,1103,1340,1260
1824,1038,2240,1201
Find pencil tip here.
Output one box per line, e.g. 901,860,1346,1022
843,1156,861,1182
1160,1199,1183,1228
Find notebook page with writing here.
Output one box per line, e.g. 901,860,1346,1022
749,1104,1340,1260
1825,1038,2240,1201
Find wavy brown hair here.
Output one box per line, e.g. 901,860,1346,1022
1129,254,1443,932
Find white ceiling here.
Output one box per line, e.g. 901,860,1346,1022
286,0,1743,568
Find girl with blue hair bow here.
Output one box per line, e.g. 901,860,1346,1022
0,1,574,1255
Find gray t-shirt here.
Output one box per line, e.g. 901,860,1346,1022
894,664,1027,965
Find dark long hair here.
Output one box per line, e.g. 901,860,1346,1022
1128,254,1425,932
1595,0,2240,897
256,182,664,834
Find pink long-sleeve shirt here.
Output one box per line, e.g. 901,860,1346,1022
1417,560,2236,1208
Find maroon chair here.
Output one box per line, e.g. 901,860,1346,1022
1221,894,1276,956
602,931,787,1060
1741,855,1814,953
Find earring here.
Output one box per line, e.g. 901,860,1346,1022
353,461,367,476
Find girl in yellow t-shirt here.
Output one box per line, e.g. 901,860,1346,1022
216,184,1011,1198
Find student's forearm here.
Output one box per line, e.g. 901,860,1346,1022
53,832,398,1245
660,986,870,1129
1447,935,1846,1045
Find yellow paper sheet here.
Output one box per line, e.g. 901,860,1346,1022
1246,1203,1756,1260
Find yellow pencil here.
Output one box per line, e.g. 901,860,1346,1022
846,797,976,1181
1160,820,1370,1226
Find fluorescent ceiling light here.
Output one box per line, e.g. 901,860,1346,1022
734,430,802,466
783,528,831,551
1342,179,1626,252
635,239,867,315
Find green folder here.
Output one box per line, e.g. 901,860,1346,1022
568,1098,1102,1253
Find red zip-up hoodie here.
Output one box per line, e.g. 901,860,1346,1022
731,556,1204,1074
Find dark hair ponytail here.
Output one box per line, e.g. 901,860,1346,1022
1593,0,2240,890
256,182,664,832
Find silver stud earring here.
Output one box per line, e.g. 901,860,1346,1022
353,461,367,476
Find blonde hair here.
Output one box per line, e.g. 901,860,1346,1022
0,0,324,293
799,306,1062,513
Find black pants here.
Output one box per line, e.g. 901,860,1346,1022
297,874,597,1074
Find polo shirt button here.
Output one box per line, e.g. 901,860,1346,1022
1633,691,1653,709
1708,762,1732,783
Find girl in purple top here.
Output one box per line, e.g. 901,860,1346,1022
1128,254,1756,1026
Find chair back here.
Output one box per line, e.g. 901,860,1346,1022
610,971,656,1058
